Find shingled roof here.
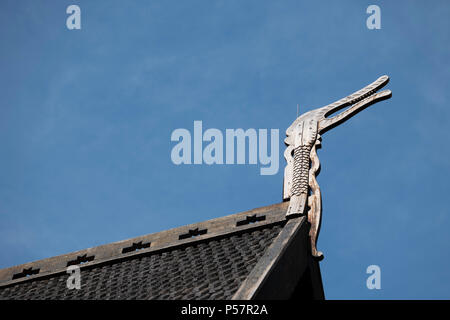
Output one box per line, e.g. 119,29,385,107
0,202,324,300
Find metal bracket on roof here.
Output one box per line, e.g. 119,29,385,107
283,75,392,259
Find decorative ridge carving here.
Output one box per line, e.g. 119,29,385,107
283,75,392,259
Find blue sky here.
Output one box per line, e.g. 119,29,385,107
0,1,449,299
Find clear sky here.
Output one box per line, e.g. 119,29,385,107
1,1,449,299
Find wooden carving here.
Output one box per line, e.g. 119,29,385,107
284,75,392,258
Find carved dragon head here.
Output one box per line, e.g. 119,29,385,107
284,75,392,200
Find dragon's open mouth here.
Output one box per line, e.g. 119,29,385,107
318,75,392,133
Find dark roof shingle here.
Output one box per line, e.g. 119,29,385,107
0,224,282,300
0,202,324,300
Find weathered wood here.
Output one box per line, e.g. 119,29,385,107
284,75,392,258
